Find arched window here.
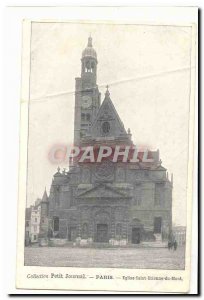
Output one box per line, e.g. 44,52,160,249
53,216,59,231
82,223,89,239
102,121,110,134
91,62,95,73
85,61,91,72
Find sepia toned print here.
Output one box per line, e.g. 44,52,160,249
24,27,189,269
16,10,197,292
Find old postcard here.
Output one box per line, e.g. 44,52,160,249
16,7,198,293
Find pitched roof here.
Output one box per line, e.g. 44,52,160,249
42,188,48,202
89,88,128,139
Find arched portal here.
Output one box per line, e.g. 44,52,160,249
94,211,110,243
130,218,144,244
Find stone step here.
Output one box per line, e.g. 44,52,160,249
141,241,168,248
37,239,168,248
154,234,162,242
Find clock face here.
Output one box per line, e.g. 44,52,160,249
82,95,92,109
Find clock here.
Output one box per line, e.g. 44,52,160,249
82,95,92,109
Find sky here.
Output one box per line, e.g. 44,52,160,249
27,22,193,226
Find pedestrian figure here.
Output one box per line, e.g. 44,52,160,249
168,240,173,250
173,240,178,251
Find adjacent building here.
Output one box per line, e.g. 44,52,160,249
25,191,49,244
25,207,31,245
29,200,41,243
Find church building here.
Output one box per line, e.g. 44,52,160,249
39,37,173,245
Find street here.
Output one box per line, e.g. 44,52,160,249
24,246,185,269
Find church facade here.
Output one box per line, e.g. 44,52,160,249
39,37,173,245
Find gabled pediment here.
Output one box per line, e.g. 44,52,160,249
89,90,128,139
77,183,130,199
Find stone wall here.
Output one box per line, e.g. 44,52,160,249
47,162,172,243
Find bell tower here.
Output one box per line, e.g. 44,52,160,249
81,36,97,88
74,36,101,145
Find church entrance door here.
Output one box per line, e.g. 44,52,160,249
68,226,77,241
96,224,108,243
132,227,141,244
154,217,162,233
